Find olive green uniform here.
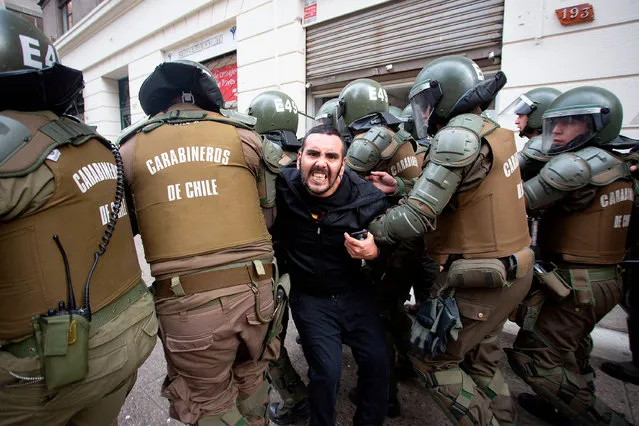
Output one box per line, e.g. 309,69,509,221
371,116,533,426
120,104,280,426
0,110,157,426
507,148,634,426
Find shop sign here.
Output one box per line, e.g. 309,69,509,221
304,0,317,25
210,63,237,102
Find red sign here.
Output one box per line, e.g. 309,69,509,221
304,1,317,24
209,63,237,102
555,4,594,25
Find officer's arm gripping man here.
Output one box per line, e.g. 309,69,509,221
369,114,484,244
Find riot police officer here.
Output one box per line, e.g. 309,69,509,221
501,87,562,181
247,90,310,425
0,9,157,425
118,60,283,425
368,55,533,426
315,98,351,145
506,86,633,426
339,78,422,197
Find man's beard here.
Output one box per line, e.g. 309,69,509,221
301,164,340,196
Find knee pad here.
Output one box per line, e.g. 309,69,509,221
237,380,269,424
196,405,248,426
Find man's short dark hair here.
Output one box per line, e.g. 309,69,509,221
301,125,347,157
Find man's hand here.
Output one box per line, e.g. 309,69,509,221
344,232,379,260
366,171,397,194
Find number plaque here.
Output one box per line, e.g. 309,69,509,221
555,3,595,25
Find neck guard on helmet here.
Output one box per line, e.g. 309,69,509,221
0,63,84,114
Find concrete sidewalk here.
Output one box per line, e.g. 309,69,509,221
119,237,639,425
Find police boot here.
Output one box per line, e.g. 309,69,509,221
268,398,310,425
409,355,499,426
505,349,632,426
601,361,639,387
517,393,577,426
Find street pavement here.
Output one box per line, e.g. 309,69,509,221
119,236,639,425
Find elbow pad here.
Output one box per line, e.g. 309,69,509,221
369,202,431,244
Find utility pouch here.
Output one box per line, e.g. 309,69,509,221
533,262,571,301
32,313,90,390
568,269,596,306
447,258,508,289
510,248,535,279
268,273,291,343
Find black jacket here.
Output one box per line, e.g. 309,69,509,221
274,168,387,297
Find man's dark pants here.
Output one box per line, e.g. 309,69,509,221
290,288,390,426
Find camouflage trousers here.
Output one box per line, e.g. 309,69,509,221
0,285,157,426
410,270,532,426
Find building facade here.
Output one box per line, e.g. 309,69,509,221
42,0,638,142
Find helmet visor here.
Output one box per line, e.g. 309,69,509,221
541,108,600,154
409,81,443,139
316,112,335,127
499,94,537,117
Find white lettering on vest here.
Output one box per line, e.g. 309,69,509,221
99,199,129,226
145,146,231,175
167,184,182,201
503,152,520,178
73,162,118,193
613,214,632,229
600,187,634,208
389,156,419,176
517,181,524,199
185,179,219,199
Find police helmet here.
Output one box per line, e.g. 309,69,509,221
409,55,506,138
500,87,561,137
541,86,623,155
139,60,225,116
0,9,84,113
337,78,389,127
247,90,299,134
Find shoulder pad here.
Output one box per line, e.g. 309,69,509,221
522,136,550,162
573,146,631,186
370,126,399,160
540,153,591,191
220,109,257,128
346,126,396,173
393,128,414,148
262,137,284,174
0,115,32,168
430,114,482,167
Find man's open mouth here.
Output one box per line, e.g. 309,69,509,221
311,171,327,184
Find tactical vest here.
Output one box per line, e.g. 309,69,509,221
0,111,142,341
381,141,422,179
539,178,633,265
129,110,271,263
426,122,531,263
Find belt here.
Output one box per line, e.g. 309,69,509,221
557,266,619,282
2,281,149,359
154,262,274,298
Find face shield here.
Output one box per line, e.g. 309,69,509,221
409,80,443,139
541,107,604,154
500,94,537,117
316,112,335,127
